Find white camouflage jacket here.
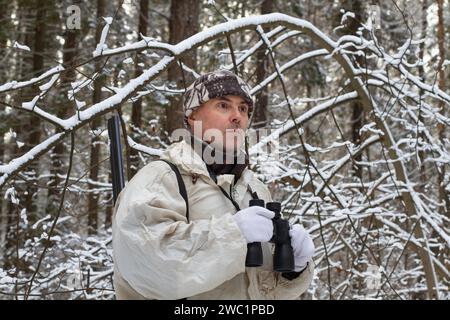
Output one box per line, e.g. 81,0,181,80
112,140,314,299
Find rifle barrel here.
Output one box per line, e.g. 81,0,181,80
108,113,125,205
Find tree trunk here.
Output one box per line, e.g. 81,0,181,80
23,0,47,218
436,0,449,217
417,0,428,189
341,0,367,296
346,0,365,181
0,0,12,263
46,19,79,214
253,0,274,129
130,0,149,178
166,0,199,135
87,0,106,235
405,0,430,296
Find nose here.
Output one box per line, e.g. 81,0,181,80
229,106,242,126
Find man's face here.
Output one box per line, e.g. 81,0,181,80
187,95,250,152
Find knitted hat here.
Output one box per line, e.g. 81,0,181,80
182,70,254,127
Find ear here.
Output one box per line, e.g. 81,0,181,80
187,112,196,128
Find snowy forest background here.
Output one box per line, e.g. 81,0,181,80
0,0,449,300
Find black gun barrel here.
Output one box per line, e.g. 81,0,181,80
108,113,125,205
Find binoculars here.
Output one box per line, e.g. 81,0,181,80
245,199,295,272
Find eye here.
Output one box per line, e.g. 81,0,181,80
239,105,249,113
217,102,229,110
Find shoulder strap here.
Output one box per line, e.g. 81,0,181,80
247,183,260,200
155,159,189,223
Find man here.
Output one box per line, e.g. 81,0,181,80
112,70,315,300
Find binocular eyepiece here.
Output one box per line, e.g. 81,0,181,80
245,199,295,272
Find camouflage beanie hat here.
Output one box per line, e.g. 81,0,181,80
182,70,254,127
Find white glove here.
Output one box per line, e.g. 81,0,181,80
289,224,315,272
233,206,275,243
